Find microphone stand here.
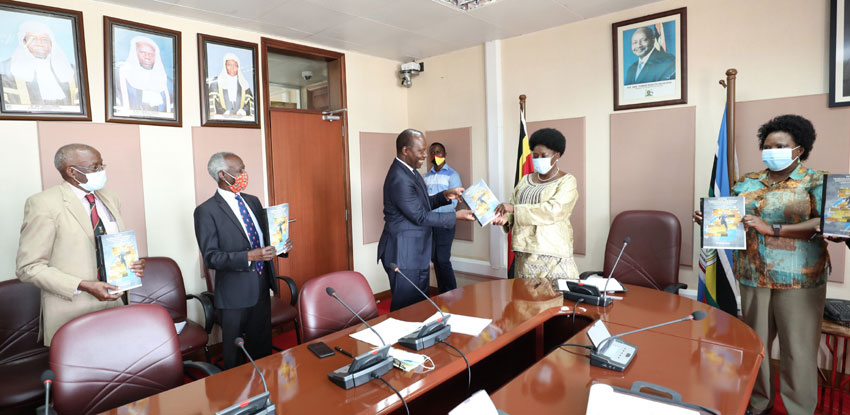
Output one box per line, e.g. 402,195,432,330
326,287,393,389
388,264,452,350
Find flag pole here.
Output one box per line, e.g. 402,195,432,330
725,69,737,186
519,94,526,115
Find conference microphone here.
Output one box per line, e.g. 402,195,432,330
325,286,393,389
387,263,452,350
326,287,386,346
215,338,275,415
588,311,707,372
602,236,631,303
40,370,56,415
563,236,630,307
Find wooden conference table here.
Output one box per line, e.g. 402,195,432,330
103,279,763,414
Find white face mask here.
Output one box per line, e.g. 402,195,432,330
71,167,107,192
532,157,555,175
388,347,434,372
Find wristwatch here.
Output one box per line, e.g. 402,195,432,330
772,224,782,237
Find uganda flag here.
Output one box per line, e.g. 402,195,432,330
507,110,533,278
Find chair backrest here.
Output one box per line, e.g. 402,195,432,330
0,279,47,363
297,271,378,343
128,257,187,321
50,304,183,415
603,210,682,290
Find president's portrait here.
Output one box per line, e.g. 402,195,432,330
0,2,90,120
613,8,687,111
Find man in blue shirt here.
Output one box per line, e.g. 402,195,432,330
424,142,462,292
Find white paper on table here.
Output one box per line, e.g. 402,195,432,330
425,312,492,336
174,321,187,334
449,390,500,415
585,384,699,415
349,318,423,347
581,276,625,292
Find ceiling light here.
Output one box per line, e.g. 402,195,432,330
434,0,497,12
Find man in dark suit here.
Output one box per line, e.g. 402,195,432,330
194,152,293,369
378,129,474,311
624,26,675,86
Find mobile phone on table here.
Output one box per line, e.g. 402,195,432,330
307,341,335,358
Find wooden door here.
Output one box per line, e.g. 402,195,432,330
268,110,350,289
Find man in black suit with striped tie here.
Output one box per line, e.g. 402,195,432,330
377,129,474,311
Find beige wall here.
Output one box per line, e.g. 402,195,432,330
4,0,850,319
407,45,490,262
496,0,850,299
0,0,409,320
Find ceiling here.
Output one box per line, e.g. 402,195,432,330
96,0,663,62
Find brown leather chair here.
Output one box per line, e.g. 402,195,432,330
202,264,301,348
297,271,378,343
49,304,218,415
128,257,213,361
580,210,687,293
0,280,50,413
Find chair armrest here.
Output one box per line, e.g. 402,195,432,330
276,275,298,306
187,293,215,333
663,283,688,294
578,271,602,280
183,360,221,376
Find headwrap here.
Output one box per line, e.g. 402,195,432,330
10,21,74,101
119,36,168,107
217,52,250,104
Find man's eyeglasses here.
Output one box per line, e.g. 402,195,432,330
71,164,107,173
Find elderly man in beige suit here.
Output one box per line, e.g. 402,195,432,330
16,143,145,346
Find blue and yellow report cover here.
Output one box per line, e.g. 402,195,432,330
701,197,746,250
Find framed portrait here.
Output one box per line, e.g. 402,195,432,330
104,16,181,126
829,0,850,107
612,8,687,111
198,34,259,128
0,1,91,120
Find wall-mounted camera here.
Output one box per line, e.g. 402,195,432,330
400,61,424,88
302,70,313,81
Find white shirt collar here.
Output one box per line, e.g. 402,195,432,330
395,157,415,172
217,187,240,199
66,181,92,199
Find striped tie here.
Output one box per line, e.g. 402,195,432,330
85,194,107,281
235,194,264,275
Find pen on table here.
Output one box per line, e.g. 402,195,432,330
334,346,354,358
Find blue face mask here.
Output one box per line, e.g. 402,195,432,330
761,146,800,171
532,157,555,175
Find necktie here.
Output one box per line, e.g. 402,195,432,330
235,194,264,275
85,194,107,281
635,59,646,80
414,169,428,196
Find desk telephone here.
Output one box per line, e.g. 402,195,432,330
824,299,850,322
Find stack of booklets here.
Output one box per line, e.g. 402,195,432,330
266,203,290,254
97,230,142,294
821,174,850,238
700,197,746,250
461,179,500,226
